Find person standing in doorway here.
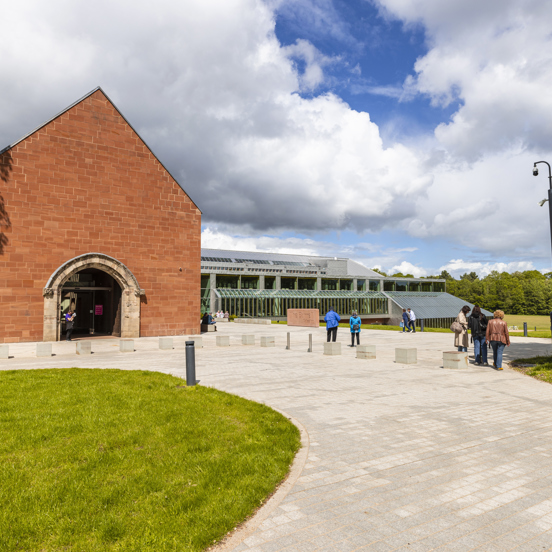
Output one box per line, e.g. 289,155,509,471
349,311,361,346
407,308,416,333
402,309,411,333
486,310,510,370
324,306,341,342
65,310,75,341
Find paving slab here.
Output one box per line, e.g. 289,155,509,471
3,325,552,550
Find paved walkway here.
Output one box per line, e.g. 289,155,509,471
3,325,552,551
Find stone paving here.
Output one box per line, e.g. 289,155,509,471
3,324,552,551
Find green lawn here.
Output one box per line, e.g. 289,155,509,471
0,369,300,552
510,355,552,384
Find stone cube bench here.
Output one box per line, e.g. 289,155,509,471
186,336,203,348
201,324,217,332
324,342,341,356
356,345,376,360
76,341,91,355
443,351,469,369
120,339,134,353
261,336,275,347
395,347,417,364
36,343,52,358
216,336,230,347
242,335,255,345
0,344,9,359
159,337,173,350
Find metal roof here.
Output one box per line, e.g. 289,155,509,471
385,292,493,319
216,289,388,299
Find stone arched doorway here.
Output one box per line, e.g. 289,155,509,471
43,253,145,341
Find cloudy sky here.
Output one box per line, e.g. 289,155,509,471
2,0,552,277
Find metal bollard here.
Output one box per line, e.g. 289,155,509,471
308,333,312,353
523,322,528,337
420,319,425,332
286,332,290,350
185,341,196,386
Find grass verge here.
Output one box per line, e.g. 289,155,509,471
509,355,552,384
0,369,300,552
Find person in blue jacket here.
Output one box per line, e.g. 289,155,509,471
402,309,411,333
349,311,361,347
324,306,341,342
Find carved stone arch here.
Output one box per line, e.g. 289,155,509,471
43,253,145,341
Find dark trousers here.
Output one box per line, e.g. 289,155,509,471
66,328,73,341
351,332,359,346
408,321,416,332
327,327,337,342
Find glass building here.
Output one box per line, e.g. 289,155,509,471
199,249,477,328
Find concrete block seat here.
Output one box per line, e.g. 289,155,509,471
120,339,134,353
324,342,341,356
36,343,52,357
201,324,217,333
0,344,9,359
261,336,275,347
356,345,376,359
159,337,173,350
443,351,469,369
186,336,203,348
216,336,230,347
242,335,255,345
395,347,417,364
76,341,92,355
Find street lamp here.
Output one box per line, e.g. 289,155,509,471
534,161,552,259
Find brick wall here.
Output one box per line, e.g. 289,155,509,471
0,89,201,343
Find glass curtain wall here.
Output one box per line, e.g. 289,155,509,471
201,275,210,314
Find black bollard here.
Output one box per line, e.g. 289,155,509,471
523,322,528,337
185,341,196,386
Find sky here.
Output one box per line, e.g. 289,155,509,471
2,0,552,277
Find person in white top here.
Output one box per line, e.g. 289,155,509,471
407,308,416,333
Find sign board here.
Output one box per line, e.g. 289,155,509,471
287,309,319,328
95,305,103,315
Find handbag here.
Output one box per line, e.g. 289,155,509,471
450,320,463,333
352,324,360,331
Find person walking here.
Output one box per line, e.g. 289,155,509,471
468,305,488,366
324,306,341,342
407,308,416,333
349,311,361,346
454,305,470,352
486,310,510,370
401,309,411,333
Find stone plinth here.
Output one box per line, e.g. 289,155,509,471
395,348,417,364
242,335,255,345
261,336,275,347
216,336,230,347
120,339,134,352
287,309,320,328
201,324,217,332
217,318,229,323
159,337,173,350
36,343,52,357
357,345,376,359
443,351,468,369
0,344,8,359
186,336,203,348
76,341,91,355
324,342,341,356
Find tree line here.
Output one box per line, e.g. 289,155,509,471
374,268,552,315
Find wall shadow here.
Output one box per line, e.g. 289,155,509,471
0,151,12,255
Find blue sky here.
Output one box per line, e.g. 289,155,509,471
2,0,552,277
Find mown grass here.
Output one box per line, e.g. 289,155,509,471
509,355,552,384
0,369,300,552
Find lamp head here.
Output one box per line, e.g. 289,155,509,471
539,199,548,207
533,166,539,176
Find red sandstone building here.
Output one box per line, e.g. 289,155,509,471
0,87,201,343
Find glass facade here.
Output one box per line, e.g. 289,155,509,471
201,275,210,314
369,280,380,291
322,279,338,290
395,281,408,292
217,275,239,289
241,276,259,289
265,276,275,290
298,278,316,290
383,281,395,292
281,277,297,290
340,279,353,291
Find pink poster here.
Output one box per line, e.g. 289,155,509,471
95,305,103,315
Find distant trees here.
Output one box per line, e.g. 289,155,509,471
445,271,552,315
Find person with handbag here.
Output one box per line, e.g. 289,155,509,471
468,305,488,366
401,309,411,332
454,305,471,352
485,310,510,370
349,311,361,346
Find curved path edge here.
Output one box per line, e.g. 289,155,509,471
211,409,310,551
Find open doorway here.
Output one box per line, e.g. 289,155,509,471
60,267,122,340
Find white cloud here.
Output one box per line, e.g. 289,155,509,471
389,261,427,277
439,258,537,278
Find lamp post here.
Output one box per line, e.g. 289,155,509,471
533,161,552,260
